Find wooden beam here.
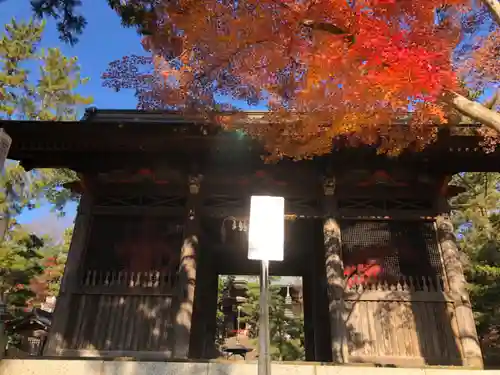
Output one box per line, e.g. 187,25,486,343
92,206,186,217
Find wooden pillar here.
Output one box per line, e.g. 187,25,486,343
173,174,203,359
202,269,219,359
437,194,483,368
302,268,315,361
44,193,92,356
436,204,483,368
313,220,333,362
189,225,216,359
323,176,349,363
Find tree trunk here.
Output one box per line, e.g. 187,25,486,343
446,91,500,133
482,0,500,27
444,0,500,134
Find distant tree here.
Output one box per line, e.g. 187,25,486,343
0,18,92,121
240,280,305,361
450,172,500,366
0,18,92,214
0,18,88,315
28,0,160,45
30,227,72,305
215,276,227,349
0,221,71,354
215,275,235,350
0,222,45,313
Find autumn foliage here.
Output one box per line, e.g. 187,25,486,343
103,0,500,159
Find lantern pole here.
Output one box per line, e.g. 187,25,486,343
248,195,285,375
258,259,271,375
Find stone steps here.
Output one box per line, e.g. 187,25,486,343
0,360,494,375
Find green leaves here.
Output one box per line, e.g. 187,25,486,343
451,172,500,363
0,18,44,60
0,18,91,215
0,18,93,121
37,48,93,120
0,223,45,312
0,221,71,319
30,0,86,45
0,163,78,220
237,280,305,361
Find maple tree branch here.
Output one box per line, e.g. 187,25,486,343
268,0,349,36
446,90,500,134
301,20,348,35
300,20,355,44
482,0,500,27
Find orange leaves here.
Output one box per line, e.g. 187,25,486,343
107,0,494,159
467,29,500,85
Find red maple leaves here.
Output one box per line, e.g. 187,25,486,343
105,0,498,159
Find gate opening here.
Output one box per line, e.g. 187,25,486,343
215,275,305,361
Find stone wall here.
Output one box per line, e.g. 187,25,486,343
0,360,496,375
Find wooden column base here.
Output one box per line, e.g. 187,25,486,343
436,214,483,369
44,293,71,356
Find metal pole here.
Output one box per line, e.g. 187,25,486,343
259,259,271,375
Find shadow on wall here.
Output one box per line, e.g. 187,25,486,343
337,276,463,367
45,263,194,362
44,215,468,368
326,220,464,368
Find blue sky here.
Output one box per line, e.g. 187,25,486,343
1,0,147,239
2,1,265,240
1,0,145,109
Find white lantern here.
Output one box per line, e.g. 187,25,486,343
248,196,285,261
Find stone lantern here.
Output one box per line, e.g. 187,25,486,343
284,285,294,319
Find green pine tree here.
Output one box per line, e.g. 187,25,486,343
0,18,92,120
215,275,234,349
0,221,45,312
450,172,500,366
29,0,157,45
0,18,91,318
0,19,44,119
239,280,305,361
0,18,93,215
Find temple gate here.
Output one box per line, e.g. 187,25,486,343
1,108,493,368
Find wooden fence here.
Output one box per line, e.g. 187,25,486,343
344,275,463,366
62,269,177,356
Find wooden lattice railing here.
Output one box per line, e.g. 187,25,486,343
342,274,461,365
64,268,179,354
345,274,448,294
81,269,177,294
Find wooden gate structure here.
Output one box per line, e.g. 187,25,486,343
1,108,495,367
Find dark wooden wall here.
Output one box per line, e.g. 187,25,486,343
45,165,481,366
